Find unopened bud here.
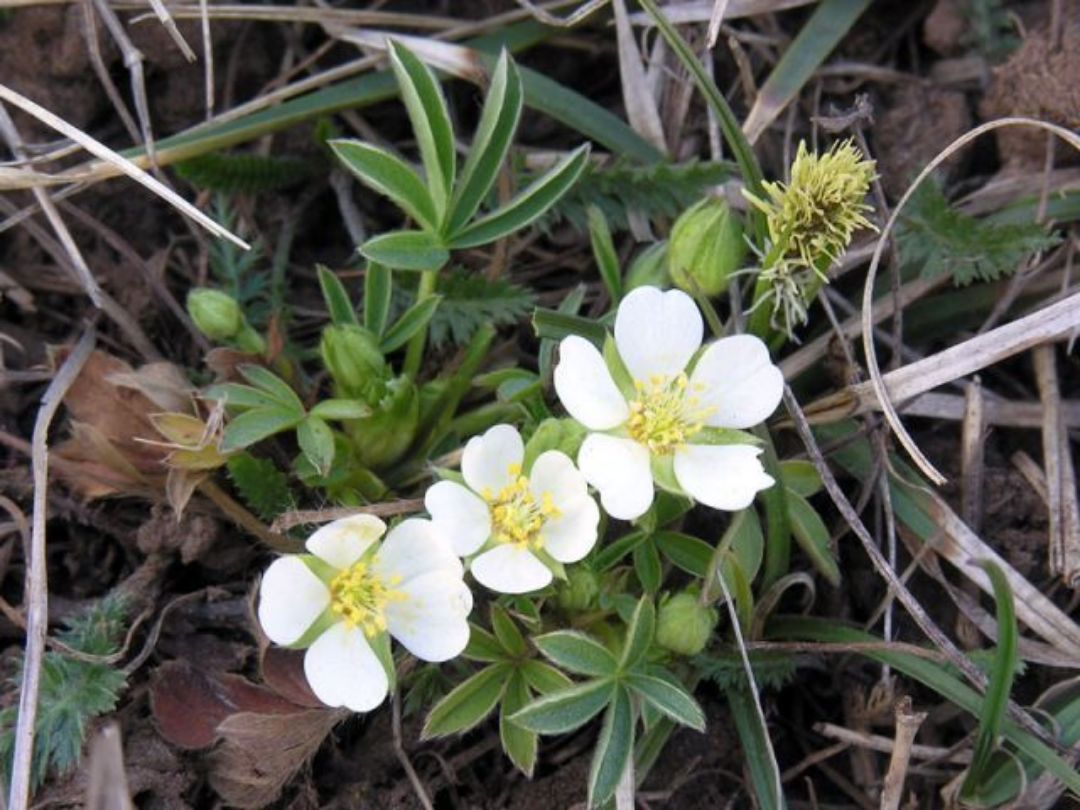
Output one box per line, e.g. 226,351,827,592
625,242,670,291
320,325,387,401
187,289,242,342
668,198,746,298
557,567,600,612
656,591,717,656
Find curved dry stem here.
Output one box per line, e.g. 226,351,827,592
861,116,1080,486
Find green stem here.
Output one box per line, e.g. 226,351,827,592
756,426,791,589
402,270,439,378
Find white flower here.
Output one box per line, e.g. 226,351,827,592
425,424,600,595
257,514,472,713
554,286,783,521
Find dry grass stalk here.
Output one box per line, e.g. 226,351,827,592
960,380,986,532
892,392,1080,430
7,328,95,810
860,117,1080,487
1033,345,1080,588
815,722,970,765
1011,450,1050,505
84,724,134,810
879,698,928,810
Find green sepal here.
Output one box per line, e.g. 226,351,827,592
602,334,636,400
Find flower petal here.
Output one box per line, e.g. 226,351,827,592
673,444,775,511
614,286,702,382
470,545,552,594
461,424,524,496
553,336,630,431
425,480,492,557
388,570,473,661
305,514,386,569
541,495,600,563
528,450,588,505
258,556,330,645
690,334,784,428
303,622,388,712
374,518,463,584
577,433,654,521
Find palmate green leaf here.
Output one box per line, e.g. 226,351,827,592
625,673,705,732
449,144,591,248
778,459,823,498
205,382,282,411
388,41,456,220
330,140,439,230
364,263,393,336
534,631,617,678
619,596,656,671
297,416,334,476
317,264,359,326
960,559,1020,801
238,365,305,411
595,529,647,572
654,531,712,577
422,663,510,738
587,685,634,809
464,623,506,663
705,508,764,605
500,671,538,777
221,407,303,451
587,205,621,302
309,399,371,421
786,492,841,587
380,294,443,353
510,679,613,735
491,605,528,658
633,539,662,595
360,230,450,272
447,49,524,235
520,660,573,695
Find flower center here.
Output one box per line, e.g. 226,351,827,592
627,373,711,455
329,560,405,638
488,466,560,551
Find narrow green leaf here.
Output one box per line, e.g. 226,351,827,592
520,660,573,695
626,673,705,731
531,307,607,345
742,0,873,144
500,671,538,777
388,41,456,220
221,408,302,451
363,263,393,336
786,492,841,587
510,679,613,735
297,416,334,476
491,605,528,658
422,663,510,738
360,230,450,272
595,530,647,572
619,596,656,671
705,508,765,605
535,631,618,677
633,539,662,595
309,399,371,421
464,623,507,663
204,382,282,411
960,559,1020,800
330,139,439,230
380,294,443,353
587,204,622,302
449,144,591,248
316,264,359,326
587,685,634,808
654,531,712,577
238,365,304,412
727,685,785,809
448,49,524,234
779,459,823,498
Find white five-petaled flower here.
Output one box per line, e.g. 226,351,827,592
425,425,600,595
553,286,784,521
258,515,472,713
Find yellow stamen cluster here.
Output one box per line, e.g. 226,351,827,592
488,465,560,551
627,374,712,455
330,561,405,638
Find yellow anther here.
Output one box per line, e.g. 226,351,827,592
488,473,558,552
329,559,406,638
627,372,714,455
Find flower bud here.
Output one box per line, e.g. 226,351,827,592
187,289,243,342
656,591,717,656
668,198,746,298
625,242,670,291
557,567,600,612
348,376,419,469
320,325,387,402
